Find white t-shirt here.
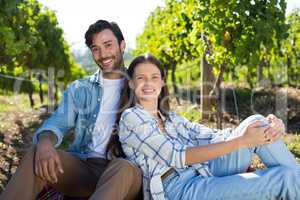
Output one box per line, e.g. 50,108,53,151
87,77,124,158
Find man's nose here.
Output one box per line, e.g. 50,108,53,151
99,48,109,59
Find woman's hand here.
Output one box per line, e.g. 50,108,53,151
240,121,274,148
265,114,286,141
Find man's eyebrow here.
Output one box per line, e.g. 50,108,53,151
90,40,113,48
103,40,113,44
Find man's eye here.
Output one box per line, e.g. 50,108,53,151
92,48,99,52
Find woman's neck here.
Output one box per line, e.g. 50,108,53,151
138,100,158,117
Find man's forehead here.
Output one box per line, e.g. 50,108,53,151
91,29,117,45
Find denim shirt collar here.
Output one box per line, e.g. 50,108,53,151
89,68,127,86
88,69,103,86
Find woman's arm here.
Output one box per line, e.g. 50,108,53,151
185,121,273,165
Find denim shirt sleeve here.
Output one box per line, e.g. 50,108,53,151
119,109,187,169
33,84,78,148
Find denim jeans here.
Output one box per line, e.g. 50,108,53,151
163,115,300,200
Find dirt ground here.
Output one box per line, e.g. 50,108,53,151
0,87,299,192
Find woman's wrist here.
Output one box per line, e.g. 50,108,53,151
234,136,246,149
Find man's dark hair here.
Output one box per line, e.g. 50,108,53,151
85,20,124,47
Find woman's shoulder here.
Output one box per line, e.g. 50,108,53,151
167,111,189,124
120,106,152,126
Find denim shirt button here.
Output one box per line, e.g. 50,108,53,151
89,128,92,132
93,114,96,118
97,98,101,102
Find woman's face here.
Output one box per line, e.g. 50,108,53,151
130,62,164,103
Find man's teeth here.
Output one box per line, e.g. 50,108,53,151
103,59,112,64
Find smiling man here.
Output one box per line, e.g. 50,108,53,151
0,20,142,200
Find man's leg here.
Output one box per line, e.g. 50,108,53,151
0,147,45,200
0,147,107,200
89,158,142,200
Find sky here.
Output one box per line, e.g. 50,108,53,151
38,0,300,51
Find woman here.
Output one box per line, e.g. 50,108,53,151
117,54,300,200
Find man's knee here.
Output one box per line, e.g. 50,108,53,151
19,146,36,167
111,159,142,180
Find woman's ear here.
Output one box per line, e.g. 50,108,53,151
129,80,134,90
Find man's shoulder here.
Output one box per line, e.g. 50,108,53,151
67,74,96,90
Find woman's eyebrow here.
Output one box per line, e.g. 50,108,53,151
136,72,160,76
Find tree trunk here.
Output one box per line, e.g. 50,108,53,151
28,70,34,108
48,67,55,112
171,61,180,105
200,55,214,120
287,55,292,86
209,62,226,129
257,59,265,87
38,73,44,104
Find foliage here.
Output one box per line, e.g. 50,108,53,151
0,0,87,93
135,0,299,89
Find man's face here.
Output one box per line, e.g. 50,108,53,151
90,29,125,73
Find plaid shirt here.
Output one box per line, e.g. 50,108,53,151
119,105,232,200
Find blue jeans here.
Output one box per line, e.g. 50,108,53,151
163,115,300,200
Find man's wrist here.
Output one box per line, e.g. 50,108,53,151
38,131,57,146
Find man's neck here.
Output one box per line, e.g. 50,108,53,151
102,67,125,80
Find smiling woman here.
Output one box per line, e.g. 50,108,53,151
117,54,300,200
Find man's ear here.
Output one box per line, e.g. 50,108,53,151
120,40,126,53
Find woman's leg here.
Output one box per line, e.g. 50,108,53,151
164,166,300,200
209,114,299,177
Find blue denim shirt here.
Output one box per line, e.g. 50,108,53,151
33,71,106,159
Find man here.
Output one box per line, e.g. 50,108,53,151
0,20,142,200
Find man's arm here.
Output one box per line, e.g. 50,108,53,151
33,85,78,147
33,83,79,183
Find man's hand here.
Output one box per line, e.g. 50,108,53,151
35,133,64,184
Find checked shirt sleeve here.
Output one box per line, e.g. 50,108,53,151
173,113,217,145
119,109,187,169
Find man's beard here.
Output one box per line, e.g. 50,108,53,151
96,52,123,72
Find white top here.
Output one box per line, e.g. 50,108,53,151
87,76,124,158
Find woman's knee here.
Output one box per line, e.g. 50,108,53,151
273,166,298,183
245,114,269,126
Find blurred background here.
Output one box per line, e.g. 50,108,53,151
0,0,300,192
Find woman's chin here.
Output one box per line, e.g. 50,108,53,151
139,95,158,102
